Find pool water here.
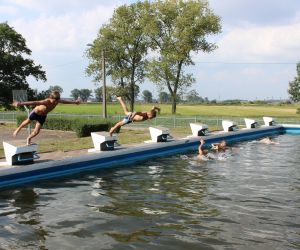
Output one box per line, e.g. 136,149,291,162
0,134,299,249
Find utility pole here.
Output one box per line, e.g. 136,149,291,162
102,50,107,118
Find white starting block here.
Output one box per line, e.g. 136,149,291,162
148,126,172,143
90,132,117,151
263,117,275,126
3,141,39,166
222,120,238,132
244,118,258,129
190,123,209,136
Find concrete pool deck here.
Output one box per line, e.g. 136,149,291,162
0,122,299,189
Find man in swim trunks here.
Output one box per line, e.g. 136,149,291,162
109,96,160,136
12,91,80,145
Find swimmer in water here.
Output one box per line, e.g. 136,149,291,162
197,139,214,160
259,136,280,145
211,140,228,152
12,91,81,145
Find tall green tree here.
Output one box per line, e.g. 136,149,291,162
146,0,221,114
86,1,151,111
78,89,92,102
186,89,204,103
94,86,116,102
48,85,63,94
288,62,300,102
0,22,46,108
71,88,81,100
142,89,153,103
158,91,171,103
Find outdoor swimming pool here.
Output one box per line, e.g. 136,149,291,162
0,134,299,249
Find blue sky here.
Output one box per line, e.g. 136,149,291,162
1,0,300,100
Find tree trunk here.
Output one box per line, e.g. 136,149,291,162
171,94,177,114
130,67,135,111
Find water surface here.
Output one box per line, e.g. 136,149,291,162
0,134,299,250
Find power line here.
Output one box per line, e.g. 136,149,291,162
194,61,297,65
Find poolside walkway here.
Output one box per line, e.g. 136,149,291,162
0,124,89,162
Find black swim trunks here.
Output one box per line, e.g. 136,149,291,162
29,111,47,125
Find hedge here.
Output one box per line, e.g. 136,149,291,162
16,115,116,137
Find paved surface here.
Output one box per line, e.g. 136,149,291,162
0,125,77,142
0,124,86,162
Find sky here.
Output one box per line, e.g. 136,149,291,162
1,0,300,101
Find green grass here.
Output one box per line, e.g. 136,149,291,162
1,103,299,158
52,102,299,118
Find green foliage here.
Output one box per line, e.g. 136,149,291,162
94,86,117,102
185,89,204,103
146,0,221,114
0,22,46,109
142,90,153,103
288,62,300,102
70,88,92,101
71,89,81,100
86,1,151,111
48,85,63,94
16,114,115,137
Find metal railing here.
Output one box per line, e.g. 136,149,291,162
1,112,299,130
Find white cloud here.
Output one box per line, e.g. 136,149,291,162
10,4,116,53
196,20,300,63
0,5,18,15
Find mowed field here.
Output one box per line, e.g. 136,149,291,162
1,103,299,158
53,102,300,118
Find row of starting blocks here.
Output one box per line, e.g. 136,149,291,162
2,117,276,166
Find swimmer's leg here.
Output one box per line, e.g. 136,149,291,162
13,118,31,137
109,120,126,136
117,97,131,116
26,122,42,145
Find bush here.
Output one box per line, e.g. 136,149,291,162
16,114,116,137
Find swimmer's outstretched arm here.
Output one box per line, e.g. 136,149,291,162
12,99,50,107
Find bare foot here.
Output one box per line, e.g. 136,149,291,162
26,138,31,146
116,96,122,101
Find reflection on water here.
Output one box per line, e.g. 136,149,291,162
0,134,299,249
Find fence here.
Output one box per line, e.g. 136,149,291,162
2,112,300,131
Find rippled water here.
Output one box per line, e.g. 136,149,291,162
0,134,299,250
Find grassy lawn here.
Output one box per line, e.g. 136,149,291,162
1,103,299,158
52,102,300,118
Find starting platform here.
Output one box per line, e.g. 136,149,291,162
0,118,298,189
89,132,118,152
2,141,39,166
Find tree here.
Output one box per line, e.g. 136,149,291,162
94,86,116,102
86,1,151,111
0,22,46,108
146,0,221,113
71,88,81,100
186,89,204,103
158,91,171,103
48,85,63,94
288,62,300,102
142,90,153,103
78,89,92,102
